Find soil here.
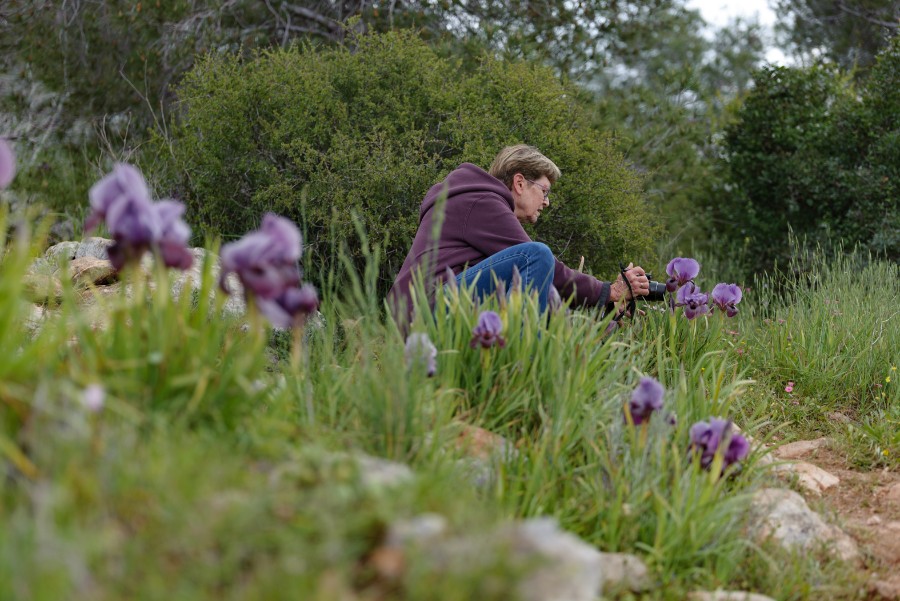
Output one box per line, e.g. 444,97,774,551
776,443,900,599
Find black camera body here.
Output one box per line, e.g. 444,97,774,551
637,273,667,302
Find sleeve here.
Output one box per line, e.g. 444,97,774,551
463,194,611,308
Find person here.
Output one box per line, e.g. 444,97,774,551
388,144,650,321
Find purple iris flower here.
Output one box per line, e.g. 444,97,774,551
405,332,437,377
689,418,750,472
156,200,194,270
710,283,743,317
627,376,664,425
676,282,709,320
220,213,302,299
548,285,562,314
470,310,506,349
665,257,700,292
86,163,151,233
0,138,16,189
86,164,193,271
256,283,319,329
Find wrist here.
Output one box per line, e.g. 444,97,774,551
609,280,623,303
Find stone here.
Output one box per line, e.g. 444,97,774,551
452,423,518,461
748,488,859,562
773,461,840,495
21,273,62,305
598,552,652,594
867,515,883,526
871,576,900,600
386,514,449,547
69,257,117,287
48,218,75,244
353,454,414,489
45,241,80,263
886,521,900,532
74,237,114,260
826,411,852,424
503,519,604,601
369,546,405,581
688,591,777,601
774,437,831,460
399,518,603,601
427,423,519,489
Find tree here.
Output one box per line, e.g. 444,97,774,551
774,0,899,71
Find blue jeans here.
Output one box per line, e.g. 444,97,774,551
455,242,555,313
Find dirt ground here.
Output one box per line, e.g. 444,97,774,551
780,443,900,598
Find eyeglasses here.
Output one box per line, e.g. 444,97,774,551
524,178,551,201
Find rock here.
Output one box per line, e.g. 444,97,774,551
688,591,777,601
452,423,518,461
598,552,652,594
26,304,47,331
867,515,883,526
48,218,75,244
386,514,449,547
353,454,414,489
69,257,117,287
872,575,900,600
773,461,840,495
826,411,852,424
748,488,859,562
45,241,80,263
369,546,405,581
21,273,63,305
74,237,114,260
144,247,247,318
775,437,831,460
886,521,900,532
886,482,900,503
503,519,604,601
394,518,603,601
427,423,519,489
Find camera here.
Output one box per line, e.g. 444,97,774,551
637,273,666,302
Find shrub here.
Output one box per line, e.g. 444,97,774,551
720,36,900,271
153,30,657,294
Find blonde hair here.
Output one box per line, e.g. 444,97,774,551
489,144,561,189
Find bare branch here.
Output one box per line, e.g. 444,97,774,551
835,0,899,31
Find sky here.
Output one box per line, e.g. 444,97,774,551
685,0,790,64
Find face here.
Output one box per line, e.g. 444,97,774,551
512,173,551,224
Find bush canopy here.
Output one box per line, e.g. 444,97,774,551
720,35,899,270
156,31,657,293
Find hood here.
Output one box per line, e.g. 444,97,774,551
419,163,514,222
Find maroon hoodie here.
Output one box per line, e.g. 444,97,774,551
388,163,611,316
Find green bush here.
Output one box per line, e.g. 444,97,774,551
720,36,900,271
153,30,657,293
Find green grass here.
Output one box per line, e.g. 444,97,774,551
1,209,892,600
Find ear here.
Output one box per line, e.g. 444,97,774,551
512,172,525,191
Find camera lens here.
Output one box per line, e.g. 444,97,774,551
640,280,667,302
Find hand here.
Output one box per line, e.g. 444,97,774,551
609,263,650,302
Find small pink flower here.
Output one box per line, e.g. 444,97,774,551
82,384,105,412
784,381,794,393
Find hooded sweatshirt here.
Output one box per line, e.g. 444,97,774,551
388,163,611,316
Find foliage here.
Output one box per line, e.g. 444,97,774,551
718,39,900,272
154,31,656,294
1,0,267,126
773,0,899,72
591,14,766,245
